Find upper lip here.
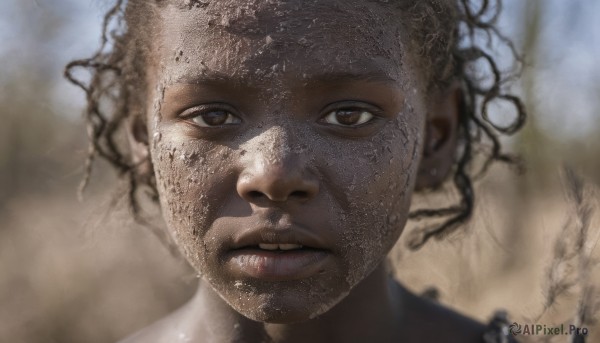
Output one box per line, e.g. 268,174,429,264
229,223,329,251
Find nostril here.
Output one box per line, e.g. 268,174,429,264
248,191,264,199
245,190,309,202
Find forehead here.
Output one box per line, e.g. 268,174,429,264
154,0,412,86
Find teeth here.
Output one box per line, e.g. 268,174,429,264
258,243,303,251
279,244,303,250
258,243,279,250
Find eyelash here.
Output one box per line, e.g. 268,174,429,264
181,102,382,128
181,105,241,128
321,108,376,127
319,102,382,128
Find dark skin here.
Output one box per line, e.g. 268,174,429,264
122,1,492,342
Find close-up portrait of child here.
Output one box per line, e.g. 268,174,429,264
1,0,599,342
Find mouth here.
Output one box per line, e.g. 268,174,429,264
257,243,304,251
223,226,332,281
226,245,330,281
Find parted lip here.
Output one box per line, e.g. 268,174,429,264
228,222,330,251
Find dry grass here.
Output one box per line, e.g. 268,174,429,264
393,167,600,342
0,165,598,342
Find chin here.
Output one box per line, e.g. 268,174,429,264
222,283,350,324
248,307,313,324
238,301,328,324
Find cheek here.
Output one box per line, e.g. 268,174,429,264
327,113,423,285
150,135,233,267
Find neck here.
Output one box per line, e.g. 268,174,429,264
187,262,404,343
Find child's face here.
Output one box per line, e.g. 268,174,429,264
145,0,434,323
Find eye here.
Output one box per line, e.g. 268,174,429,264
182,106,242,127
322,108,375,127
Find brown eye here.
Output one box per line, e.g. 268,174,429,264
186,108,241,127
323,109,374,126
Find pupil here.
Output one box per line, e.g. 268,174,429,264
336,110,361,125
203,111,228,126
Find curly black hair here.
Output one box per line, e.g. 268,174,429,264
64,0,526,251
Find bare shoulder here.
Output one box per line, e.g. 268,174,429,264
399,286,517,343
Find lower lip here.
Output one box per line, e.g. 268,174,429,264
225,248,330,281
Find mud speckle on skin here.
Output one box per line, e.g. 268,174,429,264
182,0,210,10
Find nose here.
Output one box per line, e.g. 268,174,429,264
237,163,319,204
237,130,319,205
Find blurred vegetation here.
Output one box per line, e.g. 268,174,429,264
0,0,599,342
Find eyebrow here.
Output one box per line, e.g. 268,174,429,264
307,71,398,85
173,71,234,86
171,70,399,88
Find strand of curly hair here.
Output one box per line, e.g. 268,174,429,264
403,0,525,250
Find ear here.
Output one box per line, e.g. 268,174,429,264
126,115,152,177
415,83,463,190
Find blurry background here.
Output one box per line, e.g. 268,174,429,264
0,0,598,342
